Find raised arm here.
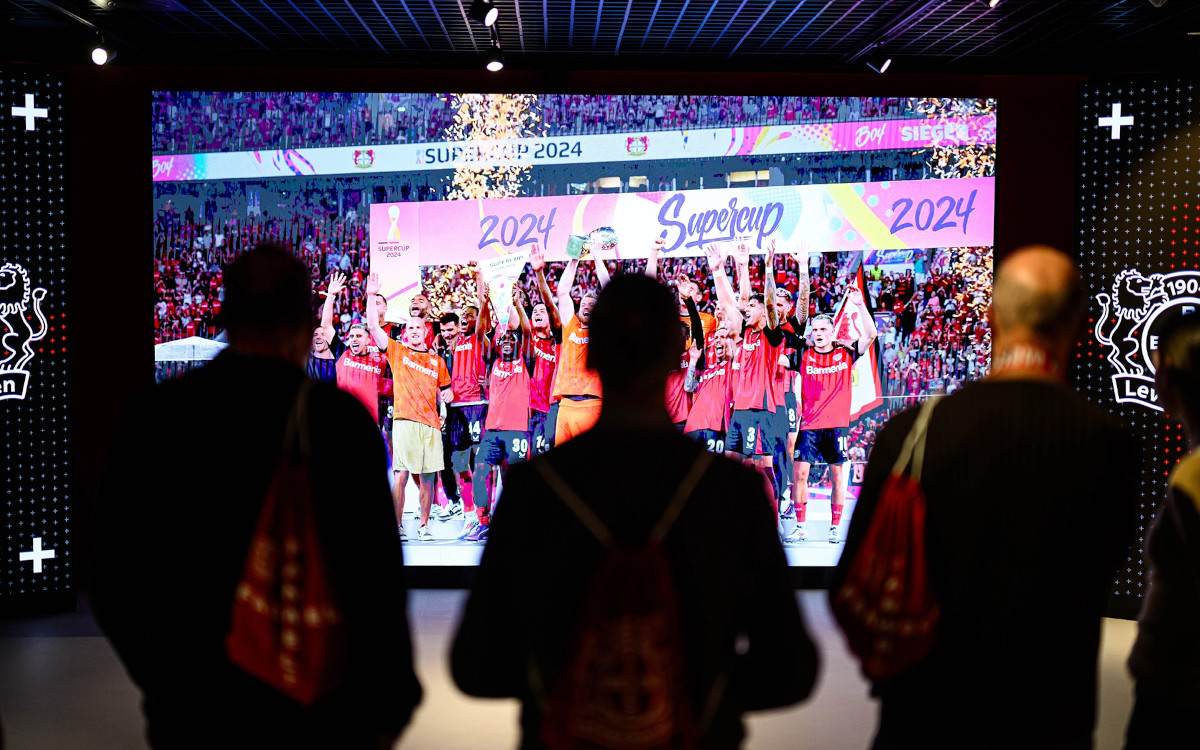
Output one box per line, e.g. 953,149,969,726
732,242,751,309
365,273,388,350
764,240,779,330
513,285,531,338
791,241,812,328
646,236,664,280
846,286,878,355
706,243,743,330
530,245,562,330
319,271,346,345
592,246,612,289
557,257,580,324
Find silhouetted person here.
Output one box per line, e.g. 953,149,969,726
452,273,818,749
833,245,1139,750
92,243,421,749
1125,310,1200,749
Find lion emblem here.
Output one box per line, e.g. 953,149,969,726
1094,269,1166,376
0,263,48,372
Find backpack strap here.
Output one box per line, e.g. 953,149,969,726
890,396,938,480
534,450,714,547
534,459,617,547
650,451,714,544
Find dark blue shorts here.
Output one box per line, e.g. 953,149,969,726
529,410,553,456
686,429,727,454
727,409,783,457
478,429,530,466
446,403,487,452
784,391,799,433
796,427,849,465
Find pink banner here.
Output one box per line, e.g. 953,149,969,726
370,178,994,312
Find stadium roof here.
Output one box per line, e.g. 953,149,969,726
3,0,1199,74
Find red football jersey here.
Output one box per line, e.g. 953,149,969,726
731,327,783,412
665,351,692,424
684,358,733,433
485,355,530,432
799,343,858,430
530,333,559,413
336,349,387,422
450,331,486,404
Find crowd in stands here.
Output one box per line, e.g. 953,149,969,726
152,92,916,154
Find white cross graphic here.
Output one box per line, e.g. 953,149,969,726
1098,102,1135,139
19,536,56,574
11,93,49,131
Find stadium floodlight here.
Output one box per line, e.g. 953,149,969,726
469,0,499,27
866,48,892,74
485,40,505,71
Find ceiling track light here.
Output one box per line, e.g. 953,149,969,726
975,0,1000,8
866,47,892,74
91,35,114,65
485,33,504,71
469,0,499,27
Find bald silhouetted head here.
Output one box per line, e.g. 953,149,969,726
991,245,1084,345
220,242,313,365
588,274,683,393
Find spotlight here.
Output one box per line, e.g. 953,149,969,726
866,48,892,74
1149,0,1168,7
91,38,114,65
485,41,504,71
469,0,499,27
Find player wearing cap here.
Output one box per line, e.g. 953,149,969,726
369,277,453,543
527,244,562,457
550,244,610,445
783,285,877,544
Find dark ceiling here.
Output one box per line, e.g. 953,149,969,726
3,0,1200,73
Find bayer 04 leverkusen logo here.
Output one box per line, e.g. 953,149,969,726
626,137,648,156
0,262,49,401
1095,267,1200,411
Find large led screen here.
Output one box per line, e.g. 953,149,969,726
152,92,996,566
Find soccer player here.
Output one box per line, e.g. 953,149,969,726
439,262,490,521
527,245,562,457
468,326,536,543
646,236,718,344
683,324,735,454
665,278,706,429
336,322,389,423
707,240,786,517
551,245,610,445
773,245,812,516
308,270,347,383
784,285,878,544
368,276,453,543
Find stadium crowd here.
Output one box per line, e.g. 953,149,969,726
152,92,916,154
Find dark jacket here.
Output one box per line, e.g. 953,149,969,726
92,351,421,749
834,380,1139,750
452,424,818,750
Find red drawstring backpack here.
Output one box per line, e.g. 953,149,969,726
832,397,940,681
225,381,347,705
532,452,716,750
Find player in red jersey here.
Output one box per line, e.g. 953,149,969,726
707,240,786,516
334,322,389,422
665,277,706,429
683,325,735,453
550,244,611,444
783,285,877,544
466,326,537,543
437,262,490,523
772,244,812,517
526,244,562,456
